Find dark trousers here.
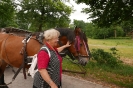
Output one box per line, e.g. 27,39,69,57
33,81,62,88
33,85,60,88
33,85,37,88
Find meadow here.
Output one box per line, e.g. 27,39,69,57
62,38,133,88
88,38,133,58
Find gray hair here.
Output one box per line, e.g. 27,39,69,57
43,29,60,40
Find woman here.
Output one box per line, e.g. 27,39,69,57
33,29,70,88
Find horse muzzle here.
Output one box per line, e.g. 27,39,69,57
78,56,89,66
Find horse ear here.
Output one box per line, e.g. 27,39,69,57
74,26,81,36
74,26,77,29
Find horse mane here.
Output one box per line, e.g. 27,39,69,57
83,32,90,49
0,27,41,38
0,27,31,33
55,28,75,42
81,32,88,43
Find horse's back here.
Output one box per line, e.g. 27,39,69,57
0,33,41,67
0,33,24,67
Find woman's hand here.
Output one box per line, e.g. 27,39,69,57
64,41,71,48
57,41,71,52
50,82,58,88
39,69,58,88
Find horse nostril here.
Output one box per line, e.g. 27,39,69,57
79,59,83,64
79,58,88,66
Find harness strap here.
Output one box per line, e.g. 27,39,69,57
12,34,32,80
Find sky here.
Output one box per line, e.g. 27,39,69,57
65,0,91,23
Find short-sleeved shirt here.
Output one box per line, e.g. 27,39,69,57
37,43,62,79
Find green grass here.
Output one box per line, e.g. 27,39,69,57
88,38,133,58
62,38,133,88
86,61,133,88
63,59,133,88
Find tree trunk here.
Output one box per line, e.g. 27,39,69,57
38,23,43,32
132,32,133,40
114,30,117,38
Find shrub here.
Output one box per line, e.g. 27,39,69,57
91,48,122,68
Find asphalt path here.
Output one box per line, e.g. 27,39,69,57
4,67,109,88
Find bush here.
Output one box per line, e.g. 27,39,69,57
91,48,122,68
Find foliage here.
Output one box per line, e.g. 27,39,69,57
0,0,16,27
75,21,125,39
16,0,72,31
73,20,86,30
75,0,133,27
120,21,133,36
109,25,125,37
90,27,110,39
91,48,122,68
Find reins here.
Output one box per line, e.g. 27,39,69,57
63,57,87,75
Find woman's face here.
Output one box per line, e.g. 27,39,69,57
49,37,59,47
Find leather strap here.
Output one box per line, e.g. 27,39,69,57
12,34,32,80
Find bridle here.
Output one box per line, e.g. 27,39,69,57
58,35,90,61
75,35,90,59
58,35,89,74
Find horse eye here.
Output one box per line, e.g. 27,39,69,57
80,43,83,46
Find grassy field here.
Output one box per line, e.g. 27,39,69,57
88,38,133,64
62,38,133,88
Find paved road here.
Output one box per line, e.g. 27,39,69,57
4,67,109,88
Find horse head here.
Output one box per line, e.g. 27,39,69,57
55,27,90,66
73,26,90,66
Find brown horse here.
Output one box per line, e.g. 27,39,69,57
0,27,90,87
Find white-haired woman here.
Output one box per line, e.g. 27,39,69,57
33,29,70,88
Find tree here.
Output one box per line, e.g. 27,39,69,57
73,20,86,31
0,0,16,27
121,21,133,36
16,0,72,31
75,0,133,27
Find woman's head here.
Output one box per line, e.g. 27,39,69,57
44,29,60,47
